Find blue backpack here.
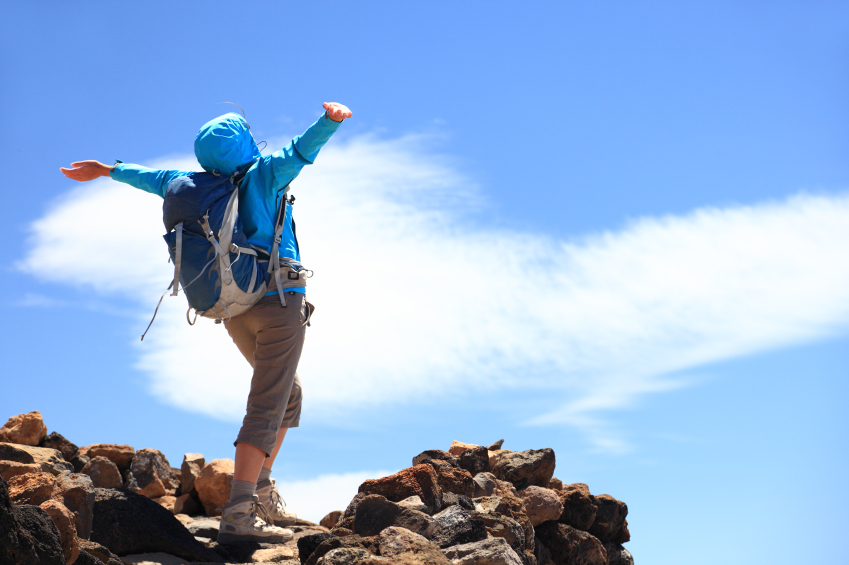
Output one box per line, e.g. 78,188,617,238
141,166,309,340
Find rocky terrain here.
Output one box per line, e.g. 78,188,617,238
0,411,634,565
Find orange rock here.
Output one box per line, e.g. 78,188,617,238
488,449,511,469
51,472,96,540
154,495,177,513
0,411,48,446
358,464,442,512
7,471,56,505
194,458,234,516
39,499,80,565
0,460,42,481
448,440,481,457
320,509,343,528
0,442,74,475
82,444,135,472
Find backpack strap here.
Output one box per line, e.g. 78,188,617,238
269,183,293,307
170,223,183,297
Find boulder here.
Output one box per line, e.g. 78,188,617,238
173,493,202,515
490,449,555,491
516,486,563,526
604,542,634,565
0,442,74,475
71,454,90,473
331,515,355,536
0,411,48,446
1,476,65,565
194,458,234,516
185,518,219,539
343,492,368,518
81,445,135,473
52,471,96,540
448,441,480,457
458,446,491,476
430,504,487,549
486,439,505,451
74,550,102,565
81,456,123,489
557,483,597,531
442,538,524,565
378,525,440,558
473,510,525,558
304,534,380,565
40,499,80,565
488,450,512,469
78,538,123,565
431,464,475,497
320,509,343,528
473,472,498,497
129,448,178,498
358,464,442,513
534,522,607,565
7,471,56,505
298,532,334,563
180,453,204,495
353,494,438,538
547,477,563,491
90,487,223,562
153,495,177,513
412,450,460,468
39,432,80,461
0,460,42,481
398,495,428,513
474,494,535,552
587,494,628,543
533,539,554,565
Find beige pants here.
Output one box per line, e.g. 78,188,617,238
224,292,313,456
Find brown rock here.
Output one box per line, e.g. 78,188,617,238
173,493,201,516
357,464,442,513
129,448,177,498
81,457,122,489
432,464,475,497
474,494,535,552
194,458,234,516
304,534,381,565
488,449,511,469
154,495,177,513
604,541,634,565
534,522,607,565
615,519,631,544
0,460,42,481
78,538,123,565
81,444,135,472
378,525,449,563
52,471,96,541
486,439,505,451
40,499,80,565
548,477,563,491
39,432,80,461
180,453,204,494
587,494,628,543
0,411,48,446
448,440,481,456
173,513,194,526
442,537,524,565
252,546,296,561
557,483,598,531
491,449,556,491
412,450,460,468
320,509,343,528
331,515,355,535
0,442,74,475
8,471,56,505
517,486,563,526
343,492,368,518
473,511,525,558
353,494,438,538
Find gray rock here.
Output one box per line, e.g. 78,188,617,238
441,492,475,512
123,471,140,491
0,476,65,565
473,511,525,558
81,456,123,489
39,432,80,461
297,533,334,564
71,454,90,473
429,504,487,549
353,494,438,538
533,539,554,565
52,471,96,540
604,542,634,565
79,538,123,565
490,449,555,491
316,547,379,564
398,495,428,513
442,537,523,565
186,518,220,538
304,535,380,565
130,448,178,497
473,472,497,497
378,525,437,558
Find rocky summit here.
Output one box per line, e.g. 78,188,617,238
0,412,634,565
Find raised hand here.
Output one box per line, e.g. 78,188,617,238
60,160,112,182
323,102,353,122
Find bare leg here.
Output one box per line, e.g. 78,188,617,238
263,427,288,470
234,442,266,483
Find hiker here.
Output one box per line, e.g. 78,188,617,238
60,102,353,544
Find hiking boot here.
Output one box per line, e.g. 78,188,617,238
256,478,298,526
217,494,293,544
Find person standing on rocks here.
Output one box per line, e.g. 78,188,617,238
60,102,353,544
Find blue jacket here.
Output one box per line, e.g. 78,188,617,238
111,112,341,295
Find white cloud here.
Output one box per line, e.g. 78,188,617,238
20,134,849,451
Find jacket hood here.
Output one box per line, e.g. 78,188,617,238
194,113,261,176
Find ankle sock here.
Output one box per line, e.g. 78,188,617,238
229,480,256,503
258,467,272,483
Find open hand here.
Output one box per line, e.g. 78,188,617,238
323,102,352,122
60,160,111,182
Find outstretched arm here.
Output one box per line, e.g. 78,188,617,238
60,160,112,182
60,160,191,199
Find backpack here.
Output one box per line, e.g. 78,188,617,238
141,166,310,340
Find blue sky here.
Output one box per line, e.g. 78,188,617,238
2,2,848,564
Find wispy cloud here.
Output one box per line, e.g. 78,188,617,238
21,134,849,451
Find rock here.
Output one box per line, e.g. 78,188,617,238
332,515,355,536
458,446,491,476
490,449,555,491
39,499,80,565
474,495,534,552
441,492,475,512
81,445,135,473
51,471,96,541
78,538,123,565
154,495,177,513
180,453,204,495
604,542,634,565
431,464,475,497
0,460,42,481
39,431,80,461
473,472,498,497
556,483,597,531
547,478,563,491
7,471,56,505
488,450,511,470
81,456,123,489
587,494,628,543
304,534,380,565
442,537,524,565
316,547,374,564
75,550,102,565
1,476,64,565
448,441,481,457
615,520,631,544
533,540,554,565
486,439,505,451
343,492,368,518
123,471,140,491
185,518,220,538
251,545,297,562
412,450,460,468
398,495,429,513
0,411,48,446
320,510,343,528
130,448,178,498
169,468,182,496
173,493,202,516
430,504,487,549
473,510,525,558
71,454,90,473
378,525,438,558
0,442,74,475
516,486,562,527
298,532,334,563
173,513,194,526
194,458,234,516
90,487,223,562
534,522,607,565
358,465,443,514
353,494,438,538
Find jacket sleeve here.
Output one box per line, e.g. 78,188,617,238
258,113,342,195
110,163,193,199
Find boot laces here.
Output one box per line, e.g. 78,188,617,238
269,478,287,510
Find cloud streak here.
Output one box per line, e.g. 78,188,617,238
21,134,849,451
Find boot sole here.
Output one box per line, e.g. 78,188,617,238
217,531,293,545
